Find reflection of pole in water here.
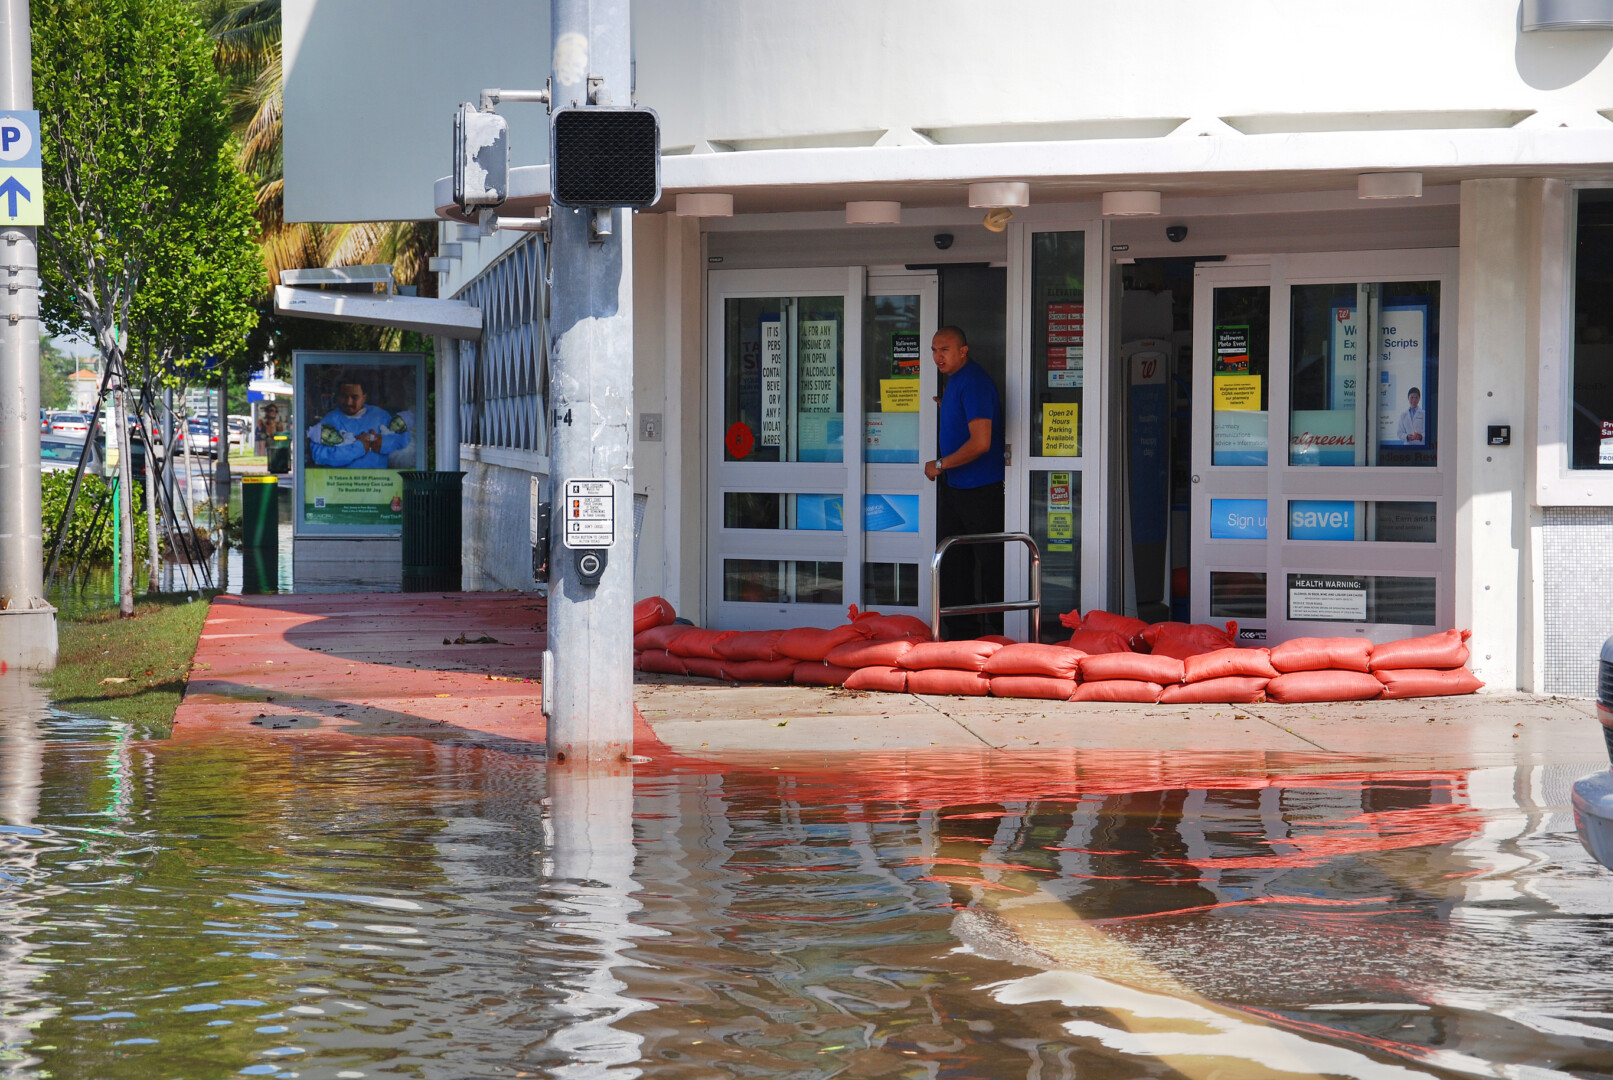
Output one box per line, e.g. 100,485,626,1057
0,677,56,1074
544,761,652,1077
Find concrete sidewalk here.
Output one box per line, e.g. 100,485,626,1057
175,593,1606,763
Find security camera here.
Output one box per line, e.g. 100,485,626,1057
1166,225,1188,243
934,232,954,250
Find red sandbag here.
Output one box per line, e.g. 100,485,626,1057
723,658,800,683
979,634,1017,646
906,668,992,696
859,613,934,640
1080,652,1184,685
634,623,696,652
989,675,1076,701
793,661,855,687
826,637,919,669
682,656,729,680
635,649,687,675
1072,679,1162,703
1146,621,1236,654
668,628,737,660
1270,636,1372,674
1368,629,1473,672
844,665,909,692
633,596,677,635
1183,647,1279,683
900,639,1005,672
1159,676,1268,704
714,629,785,662
1266,670,1383,704
1058,630,1132,655
983,643,1083,679
1375,667,1484,699
776,624,867,662
1080,610,1150,650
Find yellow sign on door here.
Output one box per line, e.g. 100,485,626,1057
1042,402,1079,456
879,378,920,412
1214,374,1262,411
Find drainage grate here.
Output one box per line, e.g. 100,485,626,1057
551,107,660,208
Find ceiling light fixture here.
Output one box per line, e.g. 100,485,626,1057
1101,190,1162,216
1357,172,1423,200
845,200,902,225
968,182,1030,208
675,192,734,217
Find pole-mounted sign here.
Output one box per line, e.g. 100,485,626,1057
0,111,42,226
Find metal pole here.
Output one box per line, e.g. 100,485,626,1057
434,334,459,471
543,0,635,763
0,0,56,668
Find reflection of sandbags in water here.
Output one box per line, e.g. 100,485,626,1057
161,528,216,561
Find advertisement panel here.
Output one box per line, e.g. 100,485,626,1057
1209,499,1268,540
1375,303,1429,449
294,352,425,536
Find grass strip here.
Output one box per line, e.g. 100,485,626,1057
46,591,216,738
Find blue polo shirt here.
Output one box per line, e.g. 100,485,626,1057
938,360,1004,489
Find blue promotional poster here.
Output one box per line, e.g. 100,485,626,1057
1376,303,1430,449
1125,342,1171,545
1209,499,1268,540
1288,500,1357,541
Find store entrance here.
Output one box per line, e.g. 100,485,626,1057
1112,257,1197,623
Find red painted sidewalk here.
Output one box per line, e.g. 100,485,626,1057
174,592,552,744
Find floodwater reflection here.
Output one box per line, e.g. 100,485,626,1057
0,714,1610,1078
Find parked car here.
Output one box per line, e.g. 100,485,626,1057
186,419,220,458
39,433,87,473
48,412,91,437
227,414,252,452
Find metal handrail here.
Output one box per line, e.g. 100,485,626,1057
929,531,1042,642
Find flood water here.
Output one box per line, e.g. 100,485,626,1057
4,690,1613,1078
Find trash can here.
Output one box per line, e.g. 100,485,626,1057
240,475,278,549
267,431,290,474
400,470,464,592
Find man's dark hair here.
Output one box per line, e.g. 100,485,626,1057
1408,387,1421,400
936,325,969,348
335,371,367,394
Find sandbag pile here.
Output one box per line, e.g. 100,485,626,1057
630,597,1484,704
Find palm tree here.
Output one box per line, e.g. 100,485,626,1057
206,0,435,296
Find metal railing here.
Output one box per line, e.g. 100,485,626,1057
929,532,1043,642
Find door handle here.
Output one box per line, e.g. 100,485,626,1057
1004,443,1012,467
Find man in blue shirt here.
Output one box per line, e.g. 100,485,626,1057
926,326,1004,638
307,372,412,469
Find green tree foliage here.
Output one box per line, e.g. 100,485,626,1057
41,471,147,563
33,0,265,383
38,336,77,411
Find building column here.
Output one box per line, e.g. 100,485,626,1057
1456,179,1543,691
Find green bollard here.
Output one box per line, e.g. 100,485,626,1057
240,475,278,550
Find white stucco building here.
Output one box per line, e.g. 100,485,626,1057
283,0,1613,695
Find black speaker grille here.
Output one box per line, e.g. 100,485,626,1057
1601,658,1613,711
552,108,660,208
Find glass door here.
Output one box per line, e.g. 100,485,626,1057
706,268,864,630
862,272,938,617
1014,225,1102,640
1191,251,1457,645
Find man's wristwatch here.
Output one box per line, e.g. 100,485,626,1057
933,458,945,472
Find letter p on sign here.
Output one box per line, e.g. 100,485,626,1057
0,111,43,225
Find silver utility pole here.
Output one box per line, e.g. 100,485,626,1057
544,0,635,762
0,0,56,670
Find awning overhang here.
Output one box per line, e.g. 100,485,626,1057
273,285,483,341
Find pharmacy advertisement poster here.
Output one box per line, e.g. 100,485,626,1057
1288,409,1356,467
294,351,424,536
891,331,920,378
1330,301,1359,410
1375,303,1429,449
1042,402,1079,456
1046,471,1074,552
1212,411,1267,466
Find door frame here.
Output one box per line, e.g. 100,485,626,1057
705,266,864,629
1006,216,1108,637
1190,248,1459,643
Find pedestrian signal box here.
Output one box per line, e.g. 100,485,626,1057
550,107,660,209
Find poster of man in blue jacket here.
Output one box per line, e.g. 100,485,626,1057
307,371,415,468
294,353,425,533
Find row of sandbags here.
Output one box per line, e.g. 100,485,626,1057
632,598,1483,703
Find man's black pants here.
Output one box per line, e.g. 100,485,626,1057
936,478,1004,639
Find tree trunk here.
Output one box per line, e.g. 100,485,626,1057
143,401,160,590
116,375,135,616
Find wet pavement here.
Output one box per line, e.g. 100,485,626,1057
5,592,1613,1078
